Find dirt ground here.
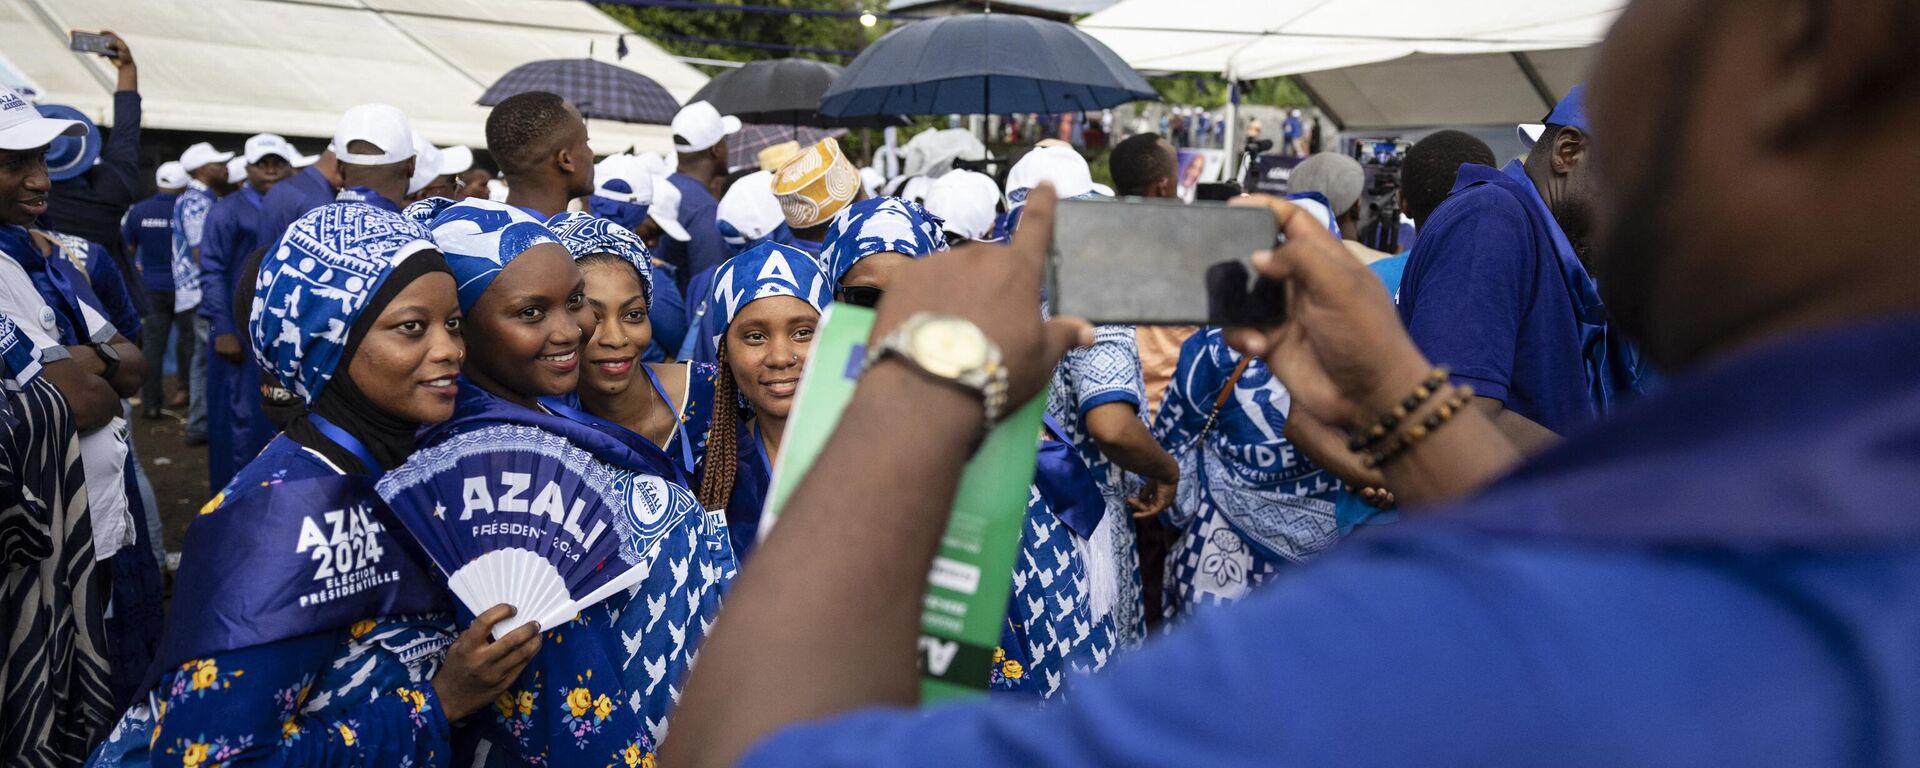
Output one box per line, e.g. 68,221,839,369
130,379,210,563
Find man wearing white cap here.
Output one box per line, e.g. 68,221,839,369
660,100,740,288
170,139,233,444
584,153,692,360
331,103,416,212
199,132,299,490
125,161,191,417
0,81,149,752
921,169,1001,245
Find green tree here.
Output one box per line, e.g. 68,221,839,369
598,1,891,71
1150,75,1310,109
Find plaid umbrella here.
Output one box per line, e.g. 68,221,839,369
479,59,680,125
727,124,847,171
691,58,908,129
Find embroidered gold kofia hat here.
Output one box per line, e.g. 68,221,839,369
772,137,860,229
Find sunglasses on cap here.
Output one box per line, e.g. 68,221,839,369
835,285,883,308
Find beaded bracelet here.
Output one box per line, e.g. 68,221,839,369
1361,385,1476,469
1347,367,1450,452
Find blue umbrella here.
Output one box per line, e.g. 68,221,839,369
819,13,1158,117
480,58,680,125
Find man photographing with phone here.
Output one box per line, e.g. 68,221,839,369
44,31,144,312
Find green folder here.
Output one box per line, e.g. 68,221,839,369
760,304,1043,703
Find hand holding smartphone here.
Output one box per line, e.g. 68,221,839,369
69,31,117,56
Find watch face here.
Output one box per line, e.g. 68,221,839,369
910,318,988,379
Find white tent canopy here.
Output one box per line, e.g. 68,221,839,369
1079,0,1620,128
1,0,707,155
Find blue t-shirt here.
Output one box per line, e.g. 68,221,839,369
1397,161,1628,435
740,317,1920,768
1367,249,1410,304
654,173,729,284
121,192,179,293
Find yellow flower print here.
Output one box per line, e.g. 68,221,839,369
397,687,427,713
494,691,516,719
1002,659,1025,680
641,752,656,768
189,660,219,691
349,619,377,639
992,647,1006,664
568,687,594,717
517,690,535,716
181,742,210,768
593,693,614,720
336,723,357,746
623,743,643,767
198,491,225,516
281,718,300,740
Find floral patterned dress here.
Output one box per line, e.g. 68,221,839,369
86,438,457,768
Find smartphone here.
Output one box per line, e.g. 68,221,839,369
69,31,116,56
1049,197,1285,326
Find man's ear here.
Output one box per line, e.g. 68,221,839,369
1551,127,1587,175
400,157,417,182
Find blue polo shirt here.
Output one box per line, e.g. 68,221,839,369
198,186,265,336
1397,161,1637,435
254,165,335,252
121,191,178,293
743,316,1920,767
654,173,729,284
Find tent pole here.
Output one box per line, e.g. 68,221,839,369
1224,80,1238,187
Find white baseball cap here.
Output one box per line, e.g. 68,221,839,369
0,83,85,151
331,103,414,166
1005,145,1108,206
406,132,445,195
226,156,247,185
670,100,741,153
647,174,691,242
180,141,235,172
154,161,189,189
438,145,475,177
593,154,654,204
716,170,783,242
924,170,1001,242
243,133,301,164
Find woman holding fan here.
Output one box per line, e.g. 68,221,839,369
691,242,833,561
86,203,541,768
379,198,736,767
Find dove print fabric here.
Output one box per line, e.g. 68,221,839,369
817,197,948,285
1152,328,1343,615
404,197,563,311
703,242,832,355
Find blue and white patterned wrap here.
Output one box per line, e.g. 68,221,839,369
249,202,438,404
169,182,213,311
817,197,948,286
546,211,655,309
0,313,41,391
1153,327,1342,613
708,242,833,349
404,197,562,311
1045,324,1149,647
993,484,1116,699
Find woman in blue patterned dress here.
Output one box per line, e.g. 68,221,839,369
819,198,1115,698
691,241,832,561
380,198,737,767
86,203,542,768
544,212,713,483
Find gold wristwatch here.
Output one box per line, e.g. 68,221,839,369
863,312,1009,427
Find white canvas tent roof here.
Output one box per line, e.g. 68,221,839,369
1079,0,1620,129
1,0,707,154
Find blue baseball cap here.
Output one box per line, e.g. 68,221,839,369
37,104,100,182
1517,85,1588,149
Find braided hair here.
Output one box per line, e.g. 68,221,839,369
698,337,741,511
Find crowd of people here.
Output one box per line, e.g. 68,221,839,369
0,0,1916,764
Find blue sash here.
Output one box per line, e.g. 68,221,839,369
159,462,449,668
1034,415,1105,540
537,364,696,489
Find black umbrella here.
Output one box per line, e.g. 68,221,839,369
819,13,1157,117
691,58,908,129
480,59,681,125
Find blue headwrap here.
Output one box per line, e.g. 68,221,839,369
818,197,948,286
251,202,438,403
546,211,655,309
708,242,833,349
405,197,563,311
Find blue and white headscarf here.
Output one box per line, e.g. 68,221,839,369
546,211,654,309
817,197,948,285
251,202,438,403
405,197,562,311
709,242,833,348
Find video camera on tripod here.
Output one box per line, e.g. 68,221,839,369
1349,138,1410,253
